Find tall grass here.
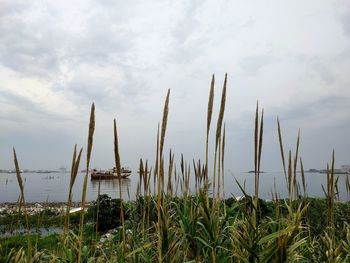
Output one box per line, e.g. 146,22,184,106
113,117,126,256
77,103,95,263
65,145,83,235
13,149,32,262
4,75,350,262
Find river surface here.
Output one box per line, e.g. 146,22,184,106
0,171,349,202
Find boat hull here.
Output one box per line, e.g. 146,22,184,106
91,172,131,180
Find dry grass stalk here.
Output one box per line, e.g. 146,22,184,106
217,133,222,201
13,148,32,261
160,89,170,160
330,151,335,231
114,119,122,178
157,89,171,263
221,124,226,216
215,73,227,150
206,74,215,183
254,103,264,197
277,117,287,185
65,145,83,234
213,74,227,199
293,130,300,199
154,124,160,195
253,103,264,228
254,102,259,185
138,159,144,196
257,108,264,196
300,157,307,197
114,118,126,252
288,150,292,204
78,103,95,263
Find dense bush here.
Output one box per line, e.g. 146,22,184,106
88,194,124,232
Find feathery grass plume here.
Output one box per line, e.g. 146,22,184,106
257,108,264,195
277,117,288,185
78,103,95,263
144,161,151,232
293,129,300,199
325,164,331,225
70,145,77,180
154,123,160,195
167,149,174,195
13,148,32,261
114,119,122,177
300,157,307,197
206,74,215,183
160,89,170,160
215,73,227,151
65,145,83,234
253,103,263,229
288,150,292,204
221,123,226,216
330,150,335,236
213,73,227,199
217,132,222,200
139,159,144,196
323,152,336,240
193,159,198,191
114,118,126,254
335,176,340,201
157,89,171,263
254,101,259,184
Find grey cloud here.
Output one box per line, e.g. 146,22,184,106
0,11,63,79
275,95,350,122
290,54,336,85
0,90,74,123
239,54,273,74
310,58,335,85
167,1,207,63
338,8,350,37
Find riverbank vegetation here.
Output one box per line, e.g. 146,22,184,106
1,74,350,262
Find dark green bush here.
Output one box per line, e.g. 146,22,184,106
88,194,124,232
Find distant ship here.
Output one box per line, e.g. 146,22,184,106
248,170,265,173
91,167,131,180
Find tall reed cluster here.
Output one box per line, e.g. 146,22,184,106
5,74,350,263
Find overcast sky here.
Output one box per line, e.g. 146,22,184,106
0,0,349,172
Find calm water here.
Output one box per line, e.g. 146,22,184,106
0,171,349,203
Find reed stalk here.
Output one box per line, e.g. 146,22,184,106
300,157,307,197
13,148,32,262
293,130,300,200
65,145,83,235
157,89,170,263
78,103,95,263
217,133,221,201
114,118,126,255
167,150,174,196
221,124,226,216
212,74,227,202
288,150,292,204
277,117,287,186
206,75,215,186
253,102,264,229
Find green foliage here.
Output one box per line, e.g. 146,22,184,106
88,194,125,232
